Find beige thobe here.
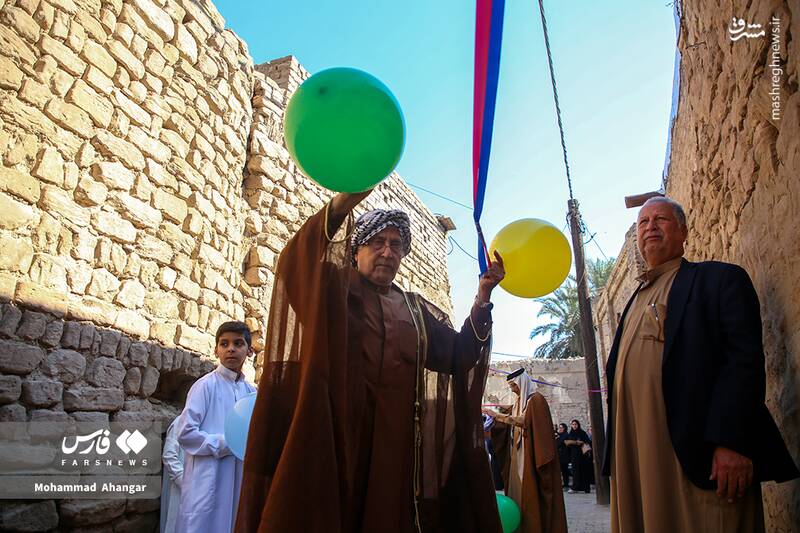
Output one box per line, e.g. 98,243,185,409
610,258,763,533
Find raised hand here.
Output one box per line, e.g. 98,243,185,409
478,251,505,301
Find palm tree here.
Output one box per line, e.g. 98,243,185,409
530,257,616,359
530,277,582,359
588,257,615,294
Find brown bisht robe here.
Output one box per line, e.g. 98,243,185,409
235,203,502,533
519,393,567,533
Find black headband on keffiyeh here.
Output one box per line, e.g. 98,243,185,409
506,368,525,381
350,209,412,265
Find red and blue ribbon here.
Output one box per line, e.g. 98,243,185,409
473,0,505,274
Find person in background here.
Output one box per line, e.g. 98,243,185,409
161,418,184,533
486,370,567,532
603,197,798,532
484,413,505,490
565,419,591,493
485,368,535,503
555,423,571,491
174,321,257,533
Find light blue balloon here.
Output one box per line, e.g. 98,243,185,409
224,392,258,460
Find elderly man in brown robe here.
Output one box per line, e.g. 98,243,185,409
487,368,535,503
603,197,798,532
486,369,567,533
236,190,506,533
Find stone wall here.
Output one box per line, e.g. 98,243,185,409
0,0,256,364
0,0,454,530
0,0,255,527
592,225,645,386
485,359,591,431
592,1,799,529
0,301,204,531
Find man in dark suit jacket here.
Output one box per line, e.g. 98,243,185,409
602,197,797,532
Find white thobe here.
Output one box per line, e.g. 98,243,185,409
174,365,256,533
161,419,184,533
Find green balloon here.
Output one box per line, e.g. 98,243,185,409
283,67,406,193
496,494,521,533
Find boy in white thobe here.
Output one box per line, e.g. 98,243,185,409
174,321,257,533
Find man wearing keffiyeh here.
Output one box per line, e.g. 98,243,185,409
483,369,568,532
238,189,507,533
347,207,413,287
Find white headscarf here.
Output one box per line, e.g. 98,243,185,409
508,368,535,419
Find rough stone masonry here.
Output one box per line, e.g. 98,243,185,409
0,0,456,530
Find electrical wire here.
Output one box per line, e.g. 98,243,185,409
406,181,473,211
448,236,479,261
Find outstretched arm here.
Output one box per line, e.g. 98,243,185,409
482,410,524,428
327,190,373,236
424,252,505,373
275,190,373,313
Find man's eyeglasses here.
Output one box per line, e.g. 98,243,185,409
366,237,404,254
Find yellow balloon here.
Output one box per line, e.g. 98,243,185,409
489,219,572,298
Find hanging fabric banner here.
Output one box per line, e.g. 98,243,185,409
473,0,505,274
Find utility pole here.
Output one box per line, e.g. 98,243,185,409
567,198,609,505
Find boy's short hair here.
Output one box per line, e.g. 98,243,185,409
215,321,252,347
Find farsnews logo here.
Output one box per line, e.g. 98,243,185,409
116,429,148,454
62,429,148,455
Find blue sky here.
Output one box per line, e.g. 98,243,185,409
214,0,678,361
